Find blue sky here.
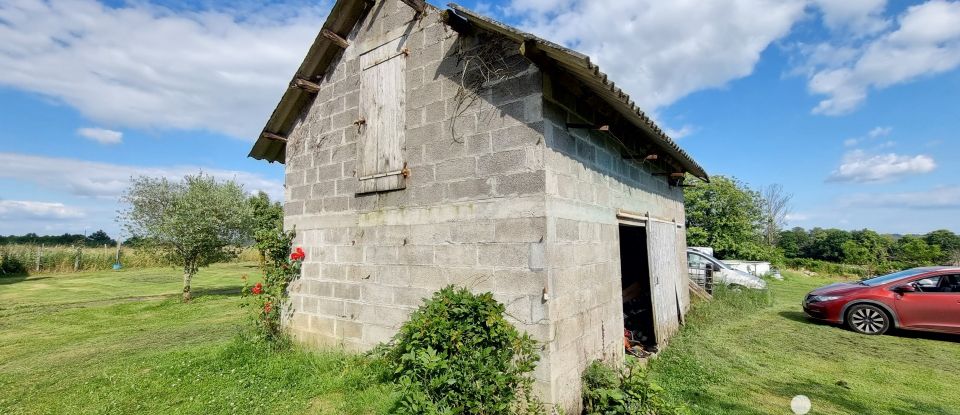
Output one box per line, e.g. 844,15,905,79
1,0,958,238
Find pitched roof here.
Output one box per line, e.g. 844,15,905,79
248,0,708,180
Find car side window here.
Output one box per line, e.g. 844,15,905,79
687,253,703,267
946,275,960,293
911,276,942,293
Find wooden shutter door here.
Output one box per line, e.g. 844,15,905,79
358,36,407,194
646,220,683,343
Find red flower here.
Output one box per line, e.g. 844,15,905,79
251,282,263,295
290,247,305,261
264,302,272,314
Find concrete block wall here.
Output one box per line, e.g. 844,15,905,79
278,1,691,411
281,0,553,384
539,99,689,405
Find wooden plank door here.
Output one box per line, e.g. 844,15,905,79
358,36,407,193
646,220,683,344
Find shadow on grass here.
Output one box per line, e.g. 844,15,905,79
892,329,960,343
767,379,873,414
778,310,833,326
0,274,31,285
780,311,959,343
191,286,244,297
767,379,955,415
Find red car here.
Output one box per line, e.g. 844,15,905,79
803,267,960,335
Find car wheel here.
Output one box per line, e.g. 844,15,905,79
846,304,890,335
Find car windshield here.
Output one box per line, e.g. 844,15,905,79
859,269,930,287
694,251,731,270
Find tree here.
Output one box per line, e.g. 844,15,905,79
86,230,116,247
804,228,850,262
924,229,960,264
893,236,942,268
778,227,810,258
120,174,252,301
684,176,772,260
248,191,284,266
760,184,792,247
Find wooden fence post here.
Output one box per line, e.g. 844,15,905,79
74,245,82,272
36,244,43,272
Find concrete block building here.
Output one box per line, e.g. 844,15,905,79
248,0,709,409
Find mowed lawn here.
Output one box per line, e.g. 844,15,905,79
0,263,393,415
3,265,959,414
650,270,960,415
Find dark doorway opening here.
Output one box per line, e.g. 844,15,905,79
619,224,656,352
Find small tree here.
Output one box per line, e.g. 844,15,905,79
760,184,792,247
684,176,773,260
248,191,284,267
120,174,252,302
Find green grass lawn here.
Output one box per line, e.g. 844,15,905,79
3,265,958,414
649,270,960,415
0,263,393,415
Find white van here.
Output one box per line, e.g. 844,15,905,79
686,248,767,289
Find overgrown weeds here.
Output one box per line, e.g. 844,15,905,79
376,286,544,415
582,359,690,415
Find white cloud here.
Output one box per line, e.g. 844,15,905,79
0,152,283,201
0,200,85,220
811,0,889,36
804,0,960,115
77,127,123,144
844,125,892,146
664,124,695,139
867,126,892,138
841,185,960,209
505,0,808,111
785,212,811,222
0,0,329,139
828,149,936,182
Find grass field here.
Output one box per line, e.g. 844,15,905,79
0,263,392,415
2,266,958,414
650,270,960,415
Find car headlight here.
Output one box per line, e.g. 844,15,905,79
808,295,842,303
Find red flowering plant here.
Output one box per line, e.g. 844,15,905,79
241,227,302,346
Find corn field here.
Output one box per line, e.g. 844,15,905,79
0,244,259,276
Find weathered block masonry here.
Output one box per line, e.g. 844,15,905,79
248,0,709,410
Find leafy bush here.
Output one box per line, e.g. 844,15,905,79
783,258,875,277
242,227,299,347
582,359,689,415
0,248,28,275
380,286,543,415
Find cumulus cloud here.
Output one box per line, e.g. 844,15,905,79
664,125,695,139
804,0,960,115
843,125,892,147
867,126,892,138
811,0,889,36
504,0,808,112
0,152,284,201
77,127,123,144
828,149,936,182
841,186,960,209
0,200,85,220
0,0,329,139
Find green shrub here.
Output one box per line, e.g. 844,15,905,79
380,286,543,415
0,248,28,275
583,359,689,415
783,258,879,277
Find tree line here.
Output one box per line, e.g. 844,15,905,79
0,230,116,247
780,227,960,269
684,175,959,271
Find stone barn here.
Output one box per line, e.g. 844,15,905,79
248,0,709,409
